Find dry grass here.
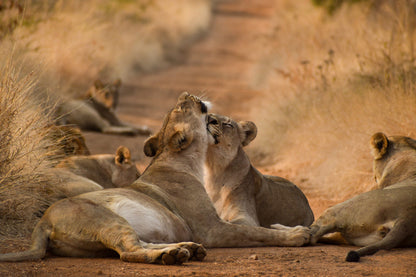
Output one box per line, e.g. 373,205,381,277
249,0,416,203
0,61,65,239
1,0,212,101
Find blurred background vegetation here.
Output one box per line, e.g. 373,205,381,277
250,0,416,205
0,0,212,103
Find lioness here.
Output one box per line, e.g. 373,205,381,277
205,114,314,227
56,146,140,188
56,79,151,136
0,92,309,265
48,125,90,157
308,132,416,262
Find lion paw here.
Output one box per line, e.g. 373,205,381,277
271,224,311,246
136,125,152,136
287,226,311,246
177,242,207,261
160,247,190,265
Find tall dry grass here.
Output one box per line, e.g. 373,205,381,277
1,0,212,102
250,0,416,204
0,61,66,240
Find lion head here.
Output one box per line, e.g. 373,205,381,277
49,124,90,157
111,146,141,187
206,113,257,166
371,132,416,188
86,79,121,111
143,92,210,159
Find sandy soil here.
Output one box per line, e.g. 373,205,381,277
1,1,415,276
1,246,415,276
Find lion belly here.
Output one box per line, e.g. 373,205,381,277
107,196,192,243
343,221,395,247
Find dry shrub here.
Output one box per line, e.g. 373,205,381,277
0,61,65,239
2,0,212,100
250,0,416,203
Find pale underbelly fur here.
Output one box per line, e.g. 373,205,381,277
345,221,395,247
107,197,192,243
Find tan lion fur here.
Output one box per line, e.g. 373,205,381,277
307,132,416,262
205,114,314,228
55,79,151,136
48,125,90,157
56,145,140,188
0,92,309,265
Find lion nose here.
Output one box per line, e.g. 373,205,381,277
207,115,218,125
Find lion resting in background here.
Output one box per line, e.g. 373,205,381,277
0,93,309,265
308,132,416,262
48,125,90,157
56,79,151,136
205,114,314,228
56,145,140,188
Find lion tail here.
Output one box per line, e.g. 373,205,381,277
0,219,51,262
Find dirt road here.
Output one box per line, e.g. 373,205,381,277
1,1,415,276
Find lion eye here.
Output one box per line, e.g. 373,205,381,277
223,123,233,128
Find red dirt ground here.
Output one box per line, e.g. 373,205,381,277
1,1,415,276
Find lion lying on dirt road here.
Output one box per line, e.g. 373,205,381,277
0,92,309,265
49,125,91,157
56,146,140,188
308,132,416,262
205,113,314,227
56,79,151,136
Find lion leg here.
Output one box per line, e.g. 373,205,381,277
75,216,191,265
308,211,339,245
121,123,152,136
51,221,191,265
102,124,152,136
270,223,311,235
42,198,190,265
102,125,140,136
81,212,191,265
119,246,190,265
140,242,206,261
204,221,310,248
97,108,152,135
346,217,414,262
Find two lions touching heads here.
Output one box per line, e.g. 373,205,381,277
1,92,415,265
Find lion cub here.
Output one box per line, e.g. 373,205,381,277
205,114,314,227
56,79,151,136
56,146,140,188
309,132,416,262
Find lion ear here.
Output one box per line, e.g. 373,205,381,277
144,134,160,157
94,79,104,89
113,78,122,87
169,123,193,152
239,121,257,147
115,146,131,165
371,132,389,159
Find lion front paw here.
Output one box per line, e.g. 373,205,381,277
177,242,207,261
271,224,311,246
287,226,311,246
159,247,190,265
136,125,152,136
